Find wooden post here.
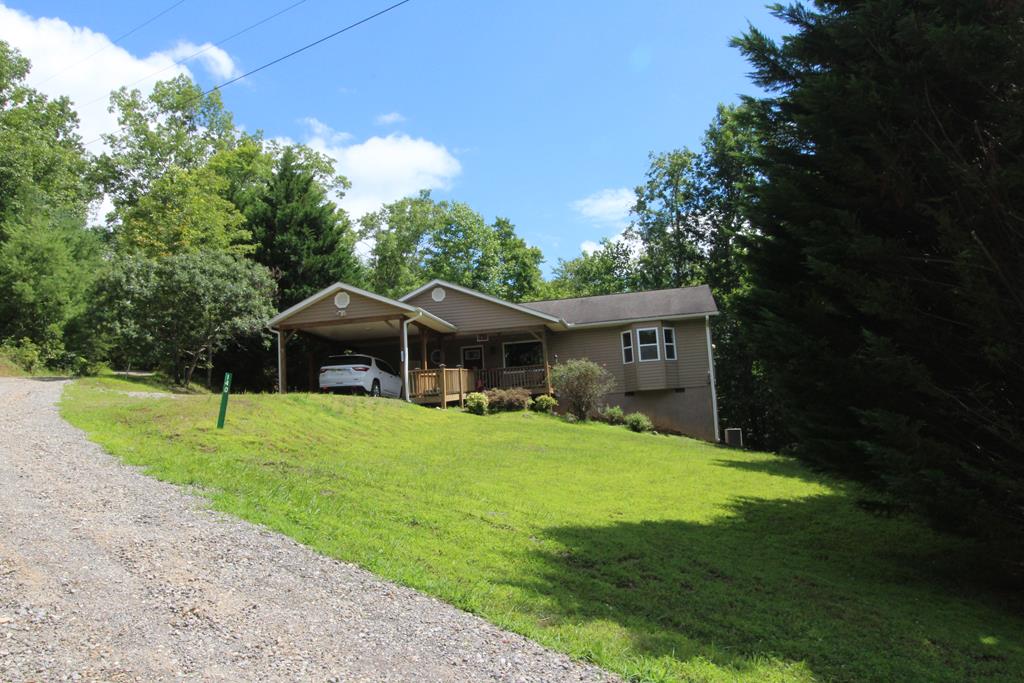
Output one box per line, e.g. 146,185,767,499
541,328,553,394
458,367,465,408
277,330,288,394
439,363,448,409
420,328,428,370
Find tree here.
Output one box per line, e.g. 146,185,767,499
362,192,543,300
0,202,103,362
93,75,239,223
117,165,251,256
0,41,92,227
545,239,639,299
734,1,1024,574
97,252,275,386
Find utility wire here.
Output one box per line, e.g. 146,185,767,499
33,0,188,87
203,0,412,95
78,0,310,109
83,0,414,148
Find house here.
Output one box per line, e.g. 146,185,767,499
267,279,720,441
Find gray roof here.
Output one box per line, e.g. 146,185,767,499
522,284,717,326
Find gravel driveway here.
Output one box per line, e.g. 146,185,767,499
0,378,616,682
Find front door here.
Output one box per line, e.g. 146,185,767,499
461,345,484,370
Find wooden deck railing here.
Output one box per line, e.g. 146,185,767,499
475,365,549,391
409,364,551,407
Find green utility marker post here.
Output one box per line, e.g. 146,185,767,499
216,372,233,429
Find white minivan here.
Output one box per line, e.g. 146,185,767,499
318,355,402,397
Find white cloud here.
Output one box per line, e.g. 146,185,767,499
300,119,462,220
0,4,236,150
580,240,600,255
159,41,239,80
571,187,634,228
374,111,405,125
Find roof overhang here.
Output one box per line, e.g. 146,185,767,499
563,311,719,329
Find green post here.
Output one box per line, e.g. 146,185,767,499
216,372,233,429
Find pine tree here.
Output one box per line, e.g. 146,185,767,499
735,1,1024,576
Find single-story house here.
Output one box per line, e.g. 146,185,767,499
267,279,720,441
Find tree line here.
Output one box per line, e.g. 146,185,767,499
2,0,1022,579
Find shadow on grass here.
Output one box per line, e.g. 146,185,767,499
712,455,830,485
28,376,72,382
520,493,1024,682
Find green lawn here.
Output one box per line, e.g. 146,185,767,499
61,377,1024,683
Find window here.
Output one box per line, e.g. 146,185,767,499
663,327,677,360
637,327,660,362
621,331,634,364
377,360,397,375
503,340,543,367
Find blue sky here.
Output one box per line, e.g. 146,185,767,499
0,0,785,271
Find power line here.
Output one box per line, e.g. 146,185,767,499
204,0,413,94
33,0,188,87
77,0,311,110
83,0,414,148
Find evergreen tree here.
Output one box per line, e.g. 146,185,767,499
735,1,1024,574
246,145,363,307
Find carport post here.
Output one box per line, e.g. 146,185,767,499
277,329,288,394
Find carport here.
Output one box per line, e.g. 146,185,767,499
266,283,457,398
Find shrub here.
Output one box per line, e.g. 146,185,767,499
484,387,532,412
550,358,615,421
624,412,654,433
0,338,43,373
464,392,489,415
599,405,625,425
531,394,558,414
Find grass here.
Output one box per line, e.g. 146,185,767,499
61,379,1024,683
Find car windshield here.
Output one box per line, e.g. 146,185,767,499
326,355,372,366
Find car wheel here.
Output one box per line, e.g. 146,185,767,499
370,380,381,397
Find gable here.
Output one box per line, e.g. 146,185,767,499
406,286,548,332
279,288,406,327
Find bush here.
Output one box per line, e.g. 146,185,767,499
599,405,625,425
0,338,43,373
624,412,654,433
531,394,558,414
484,387,532,412
464,392,489,415
550,358,615,421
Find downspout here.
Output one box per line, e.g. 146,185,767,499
705,314,720,442
402,311,423,402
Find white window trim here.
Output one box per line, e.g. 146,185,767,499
460,344,485,369
664,327,677,361
501,339,543,368
637,326,661,362
621,330,634,364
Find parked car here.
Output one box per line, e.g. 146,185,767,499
319,355,402,397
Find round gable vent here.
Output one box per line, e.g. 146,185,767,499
333,291,351,309
431,286,446,302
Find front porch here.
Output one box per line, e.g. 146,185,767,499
408,363,551,407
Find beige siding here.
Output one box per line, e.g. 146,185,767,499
436,332,537,369
547,328,626,389
284,290,402,326
610,387,716,441
407,287,548,332
673,319,710,386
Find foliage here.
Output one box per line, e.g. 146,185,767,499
94,252,275,386
93,75,239,223
530,394,558,414
116,165,251,256
362,191,543,301
464,391,488,415
0,202,103,365
734,0,1024,575
483,387,532,412
64,383,1024,683
550,359,614,420
545,239,638,299
598,404,625,425
0,42,93,227
624,411,654,433
244,144,363,308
